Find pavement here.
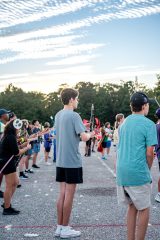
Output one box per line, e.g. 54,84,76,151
0,142,160,240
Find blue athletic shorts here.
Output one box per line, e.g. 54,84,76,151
33,143,40,153
106,141,111,148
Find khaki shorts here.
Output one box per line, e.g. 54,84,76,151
117,183,151,210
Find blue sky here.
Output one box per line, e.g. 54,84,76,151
0,0,160,93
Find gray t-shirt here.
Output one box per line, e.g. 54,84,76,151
55,109,86,168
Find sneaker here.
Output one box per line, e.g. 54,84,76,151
19,172,29,180
60,226,81,238
55,225,62,237
45,162,52,166
32,164,40,169
3,207,20,215
17,184,22,188
25,169,34,173
101,156,106,160
0,190,3,198
155,193,160,203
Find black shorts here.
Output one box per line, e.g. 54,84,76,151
45,147,51,153
86,140,90,146
0,159,17,175
102,142,107,148
56,167,83,184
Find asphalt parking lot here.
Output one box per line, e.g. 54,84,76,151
0,143,160,240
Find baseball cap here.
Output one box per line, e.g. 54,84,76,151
130,92,149,106
0,108,10,117
155,108,160,118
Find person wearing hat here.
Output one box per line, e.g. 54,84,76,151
155,108,160,203
117,92,157,240
0,109,11,199
0,108,10,125
0,119,31,215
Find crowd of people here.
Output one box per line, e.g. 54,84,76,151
0,111,55,215
0,88,160,240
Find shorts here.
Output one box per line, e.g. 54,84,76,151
102,141,111,148
0,159,17,175
106,141,111,148
33,143,40,154
56,167,83,184
102,142,107,148
25,148,33,156
45,147,51,153
117,183,151,210
86,140,90,146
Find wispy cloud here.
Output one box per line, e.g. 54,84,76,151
0,0,159,92
0,0,94,28
46,54,97,66
35,64,93,75
0,42,104,64
1,0,159,29
116,65,145,70
0,0,159,65
0,73,30,80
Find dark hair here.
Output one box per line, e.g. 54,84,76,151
105,122,110,128
32,120,38,125
130,104,143,112
22,120,28,129
3,120,17,137
44,122,50,128
60,88,78,105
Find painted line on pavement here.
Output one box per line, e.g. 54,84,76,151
98,156,116,178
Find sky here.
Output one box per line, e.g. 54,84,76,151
0,0,160,93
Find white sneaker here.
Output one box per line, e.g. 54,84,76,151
55,225,62,237
60,226,81,238
45,162,52,165
155,193,160,203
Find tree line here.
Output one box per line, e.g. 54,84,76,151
0,74,160,127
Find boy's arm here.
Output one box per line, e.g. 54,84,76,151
146,146,155,169
80,131,95,142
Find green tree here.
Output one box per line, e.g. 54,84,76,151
0,76,159,126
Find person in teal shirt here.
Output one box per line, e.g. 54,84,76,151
117,92,157,240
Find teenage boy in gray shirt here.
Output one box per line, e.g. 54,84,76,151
54,88,95,239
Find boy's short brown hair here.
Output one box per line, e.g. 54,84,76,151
60,88,79,105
